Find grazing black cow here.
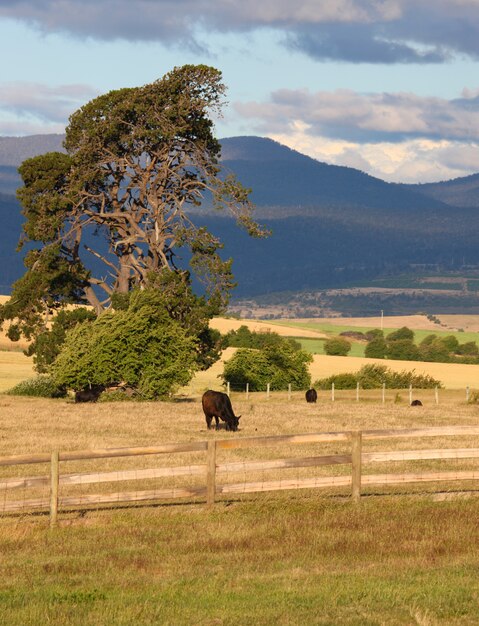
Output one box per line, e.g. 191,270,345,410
410,399,423,406
202,390,241,431
305,388,317,403
75,385,104,403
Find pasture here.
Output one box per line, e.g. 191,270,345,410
1,393,479,624
2,311,479,624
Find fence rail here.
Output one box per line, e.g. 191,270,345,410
1,426,479,525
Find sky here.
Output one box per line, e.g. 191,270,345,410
1,0,479,183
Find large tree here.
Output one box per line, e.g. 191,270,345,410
1,65,266,340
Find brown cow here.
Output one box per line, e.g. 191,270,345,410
75,385,104,403
305,388,317,403
202,390,241,431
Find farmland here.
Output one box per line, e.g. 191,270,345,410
1,392,479,624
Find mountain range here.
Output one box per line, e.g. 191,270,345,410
1,133,479,312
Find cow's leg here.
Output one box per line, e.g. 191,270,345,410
214,416,220,430
206,414,213,429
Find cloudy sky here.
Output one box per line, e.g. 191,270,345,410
1,0,479,183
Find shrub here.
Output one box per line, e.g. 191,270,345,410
52,289,198,399
314,364,442,390
316,373,358,390
324,337,351,356
222,342,312,392
6,376,67,398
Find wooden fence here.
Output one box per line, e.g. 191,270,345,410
1,426,479,526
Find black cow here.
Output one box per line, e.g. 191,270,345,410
305,388,317,403
202,390,241,431
75,385,104,403
411,399,423,406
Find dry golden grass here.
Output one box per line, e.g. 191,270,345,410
310,353,479,389
280,313,467,331
210,316,327,337
0,351,35,392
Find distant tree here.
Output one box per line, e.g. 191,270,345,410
385,339,420,361
456,341,479,356
324,337,351,356
365,329,384,341
386,326,414,342
442,335,460,352
418,337,451,363
222,326,301,351
365,336,387,358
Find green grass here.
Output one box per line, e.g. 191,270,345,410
272,321,479,356
1,496,479,624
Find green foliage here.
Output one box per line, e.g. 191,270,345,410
25,307,96,373
52,289,198,399
6,376,67,398
456,341,479,356
386,326,414,341
315,364,442,390
222,325,301,352
324,336,351,356
222,342,312,391
385,339,420,361
364,336,387,358
3,64,266,345
418,337,451,363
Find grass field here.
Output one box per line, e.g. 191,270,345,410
1,394,479,624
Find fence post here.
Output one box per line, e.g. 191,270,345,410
266,383,270,400
226,381,230,397
50,450,59,527
356,382,360,402
351,431,362,502
206,440,217,507
409,384,413,405
382,383,385,404
246,382,249,400
435,386,439,405
331,383,335,402
466,386,470,403
288,383,292,401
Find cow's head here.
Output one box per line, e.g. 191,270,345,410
229,415,241,431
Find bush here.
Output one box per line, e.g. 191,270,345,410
314,364,442,390
6,376,67,398
222,342,312,392
316,373,358,390
324,337,351,356
52,289,198,399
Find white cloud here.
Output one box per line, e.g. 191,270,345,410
0,82,97,133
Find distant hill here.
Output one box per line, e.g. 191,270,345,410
1,134,479,313
402,173,479,209
219,137,449,214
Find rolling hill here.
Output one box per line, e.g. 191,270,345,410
1,134,479,313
